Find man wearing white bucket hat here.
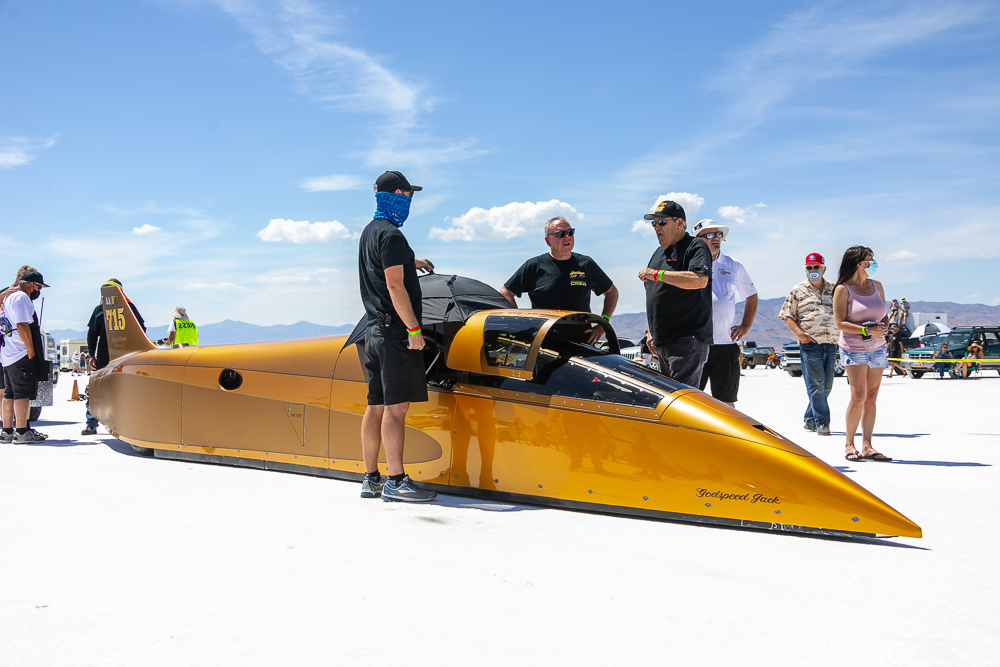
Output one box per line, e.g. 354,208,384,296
691,219,758,407
167,306,199,347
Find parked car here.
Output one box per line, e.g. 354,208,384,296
900,326,1000,378
740,341,774,369
779,343,845,378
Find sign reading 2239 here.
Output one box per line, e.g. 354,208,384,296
105,307,127,332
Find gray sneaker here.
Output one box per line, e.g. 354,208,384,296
0,431,12,444
31,428,48,440
382,475,437,503
816,421,831,436
804,420,817,432
13,430,46,444
360,475,384,499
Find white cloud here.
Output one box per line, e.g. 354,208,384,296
257,218,357,244
885,249,918,261
213,0,424,125
212,0,483,169
131,224,162,236
0,135,56,169
429,200,582,243
180,282,248,292
631,220,654,237
254,267,340,284
718,203,766,225
631,193,703,236
718,3,988,121
300,174,366,192
650,192,704,218
992,297,1000,307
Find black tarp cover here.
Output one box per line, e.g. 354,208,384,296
343,273,511,349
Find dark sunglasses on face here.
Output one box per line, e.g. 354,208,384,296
547,228,575,238
651,217,680,227
805,265,823,270
699,232,724,240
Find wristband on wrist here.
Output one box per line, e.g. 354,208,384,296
861,326,867,336
601,314,610,321
406,326,421,336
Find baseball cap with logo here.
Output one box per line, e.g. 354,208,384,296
805,252,825,265
691,219,730,240
374,170,422,193
20,270,49,287
644,200,686,221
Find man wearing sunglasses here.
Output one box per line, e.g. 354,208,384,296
690,219,758,407
500,216,618,343
637,200,713,387
778,252,840,436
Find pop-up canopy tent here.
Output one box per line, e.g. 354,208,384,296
343,273,513,350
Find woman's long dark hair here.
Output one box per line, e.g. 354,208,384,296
835,245,873,290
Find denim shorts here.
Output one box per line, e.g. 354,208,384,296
839,346,888,369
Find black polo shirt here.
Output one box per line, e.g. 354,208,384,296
504,252,613,312
645,233,713,345
358,218,422,326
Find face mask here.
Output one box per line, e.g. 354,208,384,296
374,191,412,227
29,288,40,301
807,269,822,281
865,259,878,276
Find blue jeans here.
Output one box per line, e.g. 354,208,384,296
800,343,836,425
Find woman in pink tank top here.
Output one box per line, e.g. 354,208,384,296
833,246,892,463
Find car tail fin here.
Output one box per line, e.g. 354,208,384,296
100,283,155,362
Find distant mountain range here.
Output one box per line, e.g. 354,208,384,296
46,300,1000,350
48,319,356,346
610,299,1000,348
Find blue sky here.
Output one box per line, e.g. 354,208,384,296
2,0,998,330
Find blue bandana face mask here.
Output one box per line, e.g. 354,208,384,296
865,259,878,276
374,191,412,227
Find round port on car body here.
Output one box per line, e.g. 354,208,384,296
219,369,243,391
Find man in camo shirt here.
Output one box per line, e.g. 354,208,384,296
779,252,840,436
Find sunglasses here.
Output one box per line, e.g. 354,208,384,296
805,265,823,270
651,217,681,227
547,228,575,238
698,232,725,240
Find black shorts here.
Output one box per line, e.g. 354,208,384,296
699,343,741,403
364,325,429,406
2,355,38,401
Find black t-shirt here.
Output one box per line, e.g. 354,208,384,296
645,233,713,345
358,218,422,326
504,252,614,312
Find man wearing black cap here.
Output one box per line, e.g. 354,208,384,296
357,170,437,503
637,200,713,387
82,279,145,435
1,270,49,444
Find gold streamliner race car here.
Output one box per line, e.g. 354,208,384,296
89,275,921,539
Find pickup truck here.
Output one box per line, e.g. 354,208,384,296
779,342,845,378
740,341,774,369
900,326,1000,378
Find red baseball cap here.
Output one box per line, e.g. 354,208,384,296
805,252,824,265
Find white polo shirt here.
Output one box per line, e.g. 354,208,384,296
711,252,757,345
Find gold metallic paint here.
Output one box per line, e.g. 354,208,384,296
89,285,921,538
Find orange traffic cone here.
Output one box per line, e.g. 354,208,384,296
68,380,80,401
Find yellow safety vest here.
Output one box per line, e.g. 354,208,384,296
174,318,199,346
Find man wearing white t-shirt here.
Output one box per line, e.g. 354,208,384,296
691,220,758,407
1,270,49,444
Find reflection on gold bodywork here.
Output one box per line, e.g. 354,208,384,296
90,283,922,538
